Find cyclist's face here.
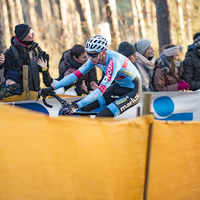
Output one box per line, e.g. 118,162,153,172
87,51,101,64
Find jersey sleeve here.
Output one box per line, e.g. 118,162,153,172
54,60,94,89
77,58,120,108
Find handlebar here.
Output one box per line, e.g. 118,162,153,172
37,92,98,116
37,92,70,108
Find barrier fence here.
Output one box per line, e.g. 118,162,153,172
1,90,200,121
0,104,200,199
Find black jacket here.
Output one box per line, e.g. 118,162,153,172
58,49,98,95
182,44,200,91
4,36,52,91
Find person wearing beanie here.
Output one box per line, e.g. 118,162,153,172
154,44,190,91
133,39,156,92
0,70,22,100
4,23,53,92
15,24,31,41
117,41,136,63
182,32,200,91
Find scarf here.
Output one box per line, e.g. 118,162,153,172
135,52,156,91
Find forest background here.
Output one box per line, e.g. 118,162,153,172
0,0,200,80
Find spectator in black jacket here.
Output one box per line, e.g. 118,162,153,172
182,32,200,91
4,23,53,92
56,44,99,96
0,52,5,85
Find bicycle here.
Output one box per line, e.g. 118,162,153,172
36,92,99,116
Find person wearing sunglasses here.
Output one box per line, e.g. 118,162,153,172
182,32,200,91
38,35,142,117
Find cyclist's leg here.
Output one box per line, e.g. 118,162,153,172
81,83,120,111
97,76,142,117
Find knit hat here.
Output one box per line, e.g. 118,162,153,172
193,33,200,49
5,70,20,83
117,42,136,57
134,39,152,55
15,24,31,41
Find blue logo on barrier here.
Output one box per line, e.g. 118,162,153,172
153,96,193,121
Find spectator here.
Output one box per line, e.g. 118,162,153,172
133,39,156,92
57,44,99,96
4,23,53,92
0,51,5,85
117,41,137,63
182,32,200,91
0,70,21,100
154,44,189,91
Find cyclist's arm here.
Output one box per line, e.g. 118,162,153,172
54,60,94,89
77,58,119,108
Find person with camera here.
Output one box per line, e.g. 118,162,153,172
4,23,53,92
0,70,22,100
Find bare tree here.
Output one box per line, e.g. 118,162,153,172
7,0,17,36
74,0,95,42
104,0,120,50
176,0,185,43
184,0,193,42
135,0,146,38
27,0,40,41
1,0,11,46
154,0,172,53
15,0,24,23
144,0,152,27
130,0,140,41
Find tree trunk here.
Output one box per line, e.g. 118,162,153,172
130,0,140,41
7,0,17,36
40,0,52,46
74,0,95,42
1,0,11,47
176,0,185,43
144,0,152,27
28,0,40,41
184,0,193,42
154,0,172,53
135,0,146,38
93,0,101,34
15,0,24,23
104,0,120,50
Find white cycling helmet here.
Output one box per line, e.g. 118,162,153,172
85,35,108,53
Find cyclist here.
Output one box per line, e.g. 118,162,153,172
38,35,142,117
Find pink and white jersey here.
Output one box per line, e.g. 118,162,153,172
54,50,141,108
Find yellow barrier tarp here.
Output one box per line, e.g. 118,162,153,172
149,121,200,200
0,104,152,200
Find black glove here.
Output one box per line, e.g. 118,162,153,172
6,83,20,92
59,102,79,115
37,86,54,99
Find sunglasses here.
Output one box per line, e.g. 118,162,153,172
87,52,99,58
